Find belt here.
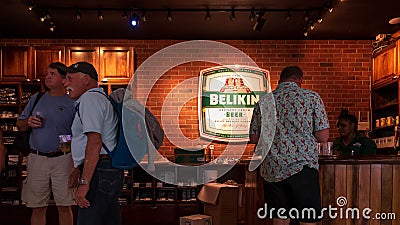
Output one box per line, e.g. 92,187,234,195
99,154,109,159
30,149,69,158
76,154,110,171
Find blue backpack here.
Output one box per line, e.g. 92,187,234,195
76,89,164,170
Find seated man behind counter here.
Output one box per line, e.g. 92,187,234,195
332,109,377,156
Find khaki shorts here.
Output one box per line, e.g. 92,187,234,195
21,153,75,208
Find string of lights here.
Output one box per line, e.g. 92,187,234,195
27,0,338,36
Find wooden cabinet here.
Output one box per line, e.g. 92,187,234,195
373,43,397,82
66,46,100,73
0,46,30,81
397,40,400,75
0,45,134,85
32,46,65,81
99,47,134,83
65,47,100,73
66,46,134,83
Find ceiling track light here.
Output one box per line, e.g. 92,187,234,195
28,0,35,11
75,9,81,20
141,10,147,22
40,10,51,22
317,14,323,23
304,11,309,21
253,12,265,31
29,6,334,35
98,9,104,21
284,11,291,21
303,28,308,37
310,22,315,30
326,1,334,13
49,21,55,32
249,8,255,21
205,9,211,21
167,9,172,21
130,13,139,28
230,9,236,21
121,10,128,20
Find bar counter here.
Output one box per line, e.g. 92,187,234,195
242,155,400,225
318,155,400,225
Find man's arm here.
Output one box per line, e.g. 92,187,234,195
16,119,29,132
75,132,102,208
315,128,329,143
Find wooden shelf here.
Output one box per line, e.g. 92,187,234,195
373,124,396,131
372,75,398,90
0,104,18,107
373,102,398,111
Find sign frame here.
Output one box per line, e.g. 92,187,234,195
198,65,270,142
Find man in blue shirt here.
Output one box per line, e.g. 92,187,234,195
17,62,75,225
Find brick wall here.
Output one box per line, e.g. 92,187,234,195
0,39,373,158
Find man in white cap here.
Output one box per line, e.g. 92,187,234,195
64,61,122,225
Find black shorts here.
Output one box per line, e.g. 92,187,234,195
263,166,322,223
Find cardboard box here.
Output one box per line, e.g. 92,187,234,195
197,183,239,225
180,214,212,225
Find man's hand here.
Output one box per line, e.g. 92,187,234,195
27,116,43,128
68,167,80,188
75,184,90,208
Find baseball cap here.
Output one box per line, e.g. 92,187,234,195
66,62,98,81
49,62,67,77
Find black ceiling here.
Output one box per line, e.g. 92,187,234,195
0,0,399,40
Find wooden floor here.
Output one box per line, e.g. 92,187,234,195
0,204,195,225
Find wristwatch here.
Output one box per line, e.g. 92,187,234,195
79,179,88,185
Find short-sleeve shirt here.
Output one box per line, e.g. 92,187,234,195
250,82,330,182
71,88,118,167
332,132,377,155
18,92,75,153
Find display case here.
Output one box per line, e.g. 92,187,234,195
371,53,400,152
0,81,43,204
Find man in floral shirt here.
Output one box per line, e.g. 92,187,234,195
250,66,329,224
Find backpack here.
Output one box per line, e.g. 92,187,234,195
76,89,164,170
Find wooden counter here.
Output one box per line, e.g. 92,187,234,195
242,156,400,225
319,155,400,225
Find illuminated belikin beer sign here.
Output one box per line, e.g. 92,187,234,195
198,65,270,142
